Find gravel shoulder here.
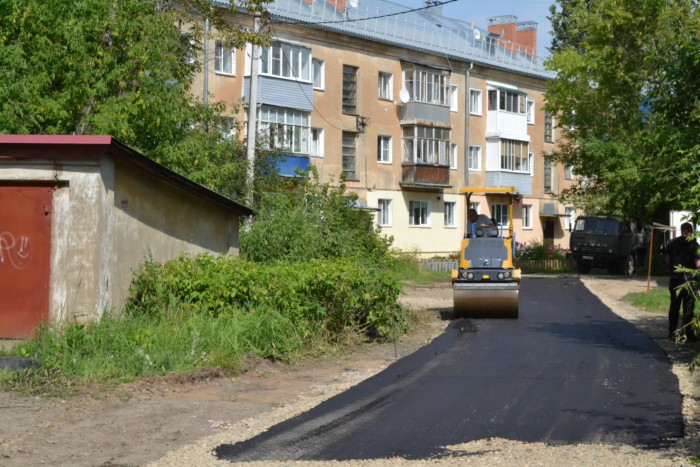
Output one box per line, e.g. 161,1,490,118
1,275,699,466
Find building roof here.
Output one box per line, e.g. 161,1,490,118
0,135,255,216
217,0,554,79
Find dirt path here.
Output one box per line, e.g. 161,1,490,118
0,277,698,466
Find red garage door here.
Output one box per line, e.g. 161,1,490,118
0,185,53,338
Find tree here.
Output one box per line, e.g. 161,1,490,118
544,0,700,221
0,0,274,203
240,168,394,264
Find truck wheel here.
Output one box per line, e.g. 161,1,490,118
577,262,591,274
622,254,635,276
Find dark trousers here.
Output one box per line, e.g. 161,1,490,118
669,276,696,337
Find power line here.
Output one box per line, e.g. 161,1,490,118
272,0,458,26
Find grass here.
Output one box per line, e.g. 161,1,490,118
387,256,451,284
0,305,324,396
622,287,669,314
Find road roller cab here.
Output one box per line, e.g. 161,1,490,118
451,187,522,318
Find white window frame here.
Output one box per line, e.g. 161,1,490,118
450,84,459,112
377,199,392,227
444,201,456,228
491,203,509,228
409,200,431,227
529,152,534,177
468,145,481,171
259,105,310,154
522,205,533,229
565,165,574,180
378,135,392,163
403,66,451,106
378,72,393,100
312,58,325,90
402,125,451,165
260,40,311,82
342,131,357,179
469,89,482,115
526,99,535,124
310,128,324,157
500,139,530,173
450,144,457,170
565,206,575,230
215,41,235,75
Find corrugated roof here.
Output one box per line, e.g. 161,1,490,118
216,0,553,79
0,135,255,216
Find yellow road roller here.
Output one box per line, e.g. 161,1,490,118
451,187,521,318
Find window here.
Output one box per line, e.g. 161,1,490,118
378,136,392,163
522,205,532,229
342,131,357,179
343,65,358,114
404,66,450,106
260,41,311,81
529,152,534,176
215,41,235,75
544,111,553,142
469,89,482,115
409,200,430,226
444,202,456,227
565,165,574,180
500,139,530,172
310,128,324,157
377,199,392,227
215,116,237,139
565,206,575,230
402,126,451,165
469,202,480,213
544,156,553,193
450,144,457,169
312,58,324,89
526,100,535,124
487,88,526,114
491,204,509,227
468,146,481,171
259,106,309,154
450,85,459,111
378,72,393,100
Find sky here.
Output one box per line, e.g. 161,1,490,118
397,0,555,59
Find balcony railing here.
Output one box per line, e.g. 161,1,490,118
400,163,451,189
275,155,310,177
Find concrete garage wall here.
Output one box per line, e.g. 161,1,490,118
0,135,253,332
110,158,241,309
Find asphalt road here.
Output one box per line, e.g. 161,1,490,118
215,276,683,462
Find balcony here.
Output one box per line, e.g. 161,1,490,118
400,163,451,190
275,155,310,177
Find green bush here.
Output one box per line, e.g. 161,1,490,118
240,169,393,264
126,254,406,340
515,241,567,261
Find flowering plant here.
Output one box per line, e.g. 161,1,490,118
515,241,567,261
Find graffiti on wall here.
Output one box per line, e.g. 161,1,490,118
0,232,32,269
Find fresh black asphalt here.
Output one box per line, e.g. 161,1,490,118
215,276,683,462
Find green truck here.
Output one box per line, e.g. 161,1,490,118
569,216,650,275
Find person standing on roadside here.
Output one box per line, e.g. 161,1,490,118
665,222,700,341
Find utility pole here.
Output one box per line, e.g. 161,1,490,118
245,15,261,207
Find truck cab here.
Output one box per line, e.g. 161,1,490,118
569,216,648,275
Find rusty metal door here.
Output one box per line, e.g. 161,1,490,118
0,185,53,338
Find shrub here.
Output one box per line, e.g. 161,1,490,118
126,254,406,340
515,241,567,261
240,169,393,264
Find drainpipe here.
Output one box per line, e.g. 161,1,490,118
203,18,210,106
464,62,473,187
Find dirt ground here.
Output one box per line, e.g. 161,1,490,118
0,275,698,467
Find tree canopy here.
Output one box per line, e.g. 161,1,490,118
545,0,700,222
0,0,275,203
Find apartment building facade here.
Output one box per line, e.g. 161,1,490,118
197,0,576,256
